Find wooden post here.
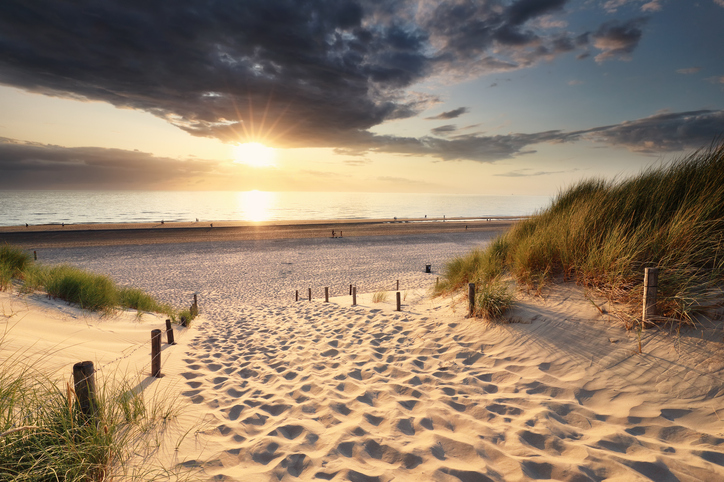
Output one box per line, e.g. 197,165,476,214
396,291,401,311
352,286,357,306
295,290,299,301
396,279,399,290
165,319,176,345
642,267,659,323
33,250,37,261
308,288,312,302
349,284,352,295
151,329,162,377
325,287,329,302
468,283,475,317
190,293,199,318
72,361,97,421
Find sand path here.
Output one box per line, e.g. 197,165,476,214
154,287,724,481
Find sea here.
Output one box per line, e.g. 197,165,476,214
0,191,552,226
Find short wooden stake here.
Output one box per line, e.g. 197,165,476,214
468,283,476,316
295,290,299,301
352,286,357,306
325,287,329,302
151,329,162,377
190,293,199,318
642,267,659,324
33,250,37,261
165,319,176,345
308,288,312,302
349,284,352,295
396,279,399,290
72,361,97,422
396,291,401,311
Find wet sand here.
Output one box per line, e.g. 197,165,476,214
0,217,519,248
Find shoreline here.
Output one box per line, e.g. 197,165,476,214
0,217,519,248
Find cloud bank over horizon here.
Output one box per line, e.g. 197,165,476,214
2,107,722,189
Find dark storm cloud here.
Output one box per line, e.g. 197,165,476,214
577,110,724,152
592,17,648,62
0,0,602,151
0,137,219,189
425,107,469,120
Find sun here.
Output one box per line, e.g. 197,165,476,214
233,142,276,168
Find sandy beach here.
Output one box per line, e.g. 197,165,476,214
2,223,724,481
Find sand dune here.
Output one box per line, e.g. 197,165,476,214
2,231,724,480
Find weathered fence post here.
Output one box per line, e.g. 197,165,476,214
468,283,476,317
295,290,299,301
73,361,97,422
165,319,176,345
308,288,312,302
325,287,329,302
352,286,357,306
190,294,199,318
349,284,352,295
642,267,659,324
396,279,399,290
396,291,401,311
151,329,162,377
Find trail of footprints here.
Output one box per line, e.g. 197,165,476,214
177,304,724,481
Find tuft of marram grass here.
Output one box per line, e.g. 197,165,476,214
372,290,389,303
0,329,187,481
474,281,515,320
440,141,724,325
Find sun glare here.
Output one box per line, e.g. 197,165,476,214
233,142,276,168
237,190,274,222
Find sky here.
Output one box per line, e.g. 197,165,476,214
0,0,723,195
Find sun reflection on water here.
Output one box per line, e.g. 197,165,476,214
236,190,275,222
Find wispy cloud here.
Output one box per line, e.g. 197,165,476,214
677,67,702,74
425,108,469,120
431,125,458,136
494,167,581,177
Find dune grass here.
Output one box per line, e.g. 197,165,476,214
0,251,195,479
1,246,186,322
372,290,389,303
0,344,184,480
437,141,724,325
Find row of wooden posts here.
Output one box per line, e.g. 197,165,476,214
296,280,405,311
71,270,659,423
71,316,179,423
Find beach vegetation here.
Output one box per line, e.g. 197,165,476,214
438,141,724,326
372,290,389,303
0,244,32,290
474,281,515,319
0,244,181,320
0,339,185,480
